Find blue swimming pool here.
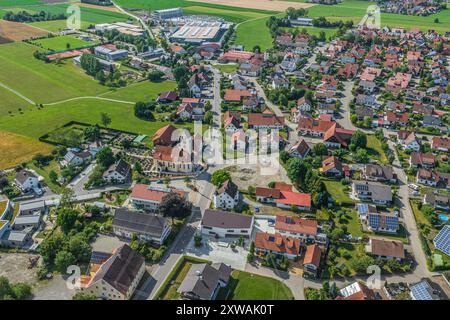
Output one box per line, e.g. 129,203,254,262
438,214,449,222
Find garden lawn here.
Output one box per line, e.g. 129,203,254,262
0,98,194,140
323,179,355,205
101,80,177,102
218,270,293,300
30,35,97,52
0,42,109,106
212,63,239,74
0,131,53,170
27,159,63,193
367,135,388,164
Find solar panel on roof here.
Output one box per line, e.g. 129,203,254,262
433,225,450,257
410,281,434,300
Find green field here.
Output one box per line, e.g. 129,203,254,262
101,80,177,102
0,98,193,140
282,25,338,39
367,135,389,165
323,179,356,205
30,35,96,52
0,42,108,107
234,16,276,51
0,0,43,7
212,63,239,74
218,270,294,300
183,5,269,23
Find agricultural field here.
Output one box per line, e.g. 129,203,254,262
183,5,270,23
30,35,97,52
0,20,48,42
0,0,43,7
101,80,178,102
0,98,194,140
0,42,108,106
0,131,53,169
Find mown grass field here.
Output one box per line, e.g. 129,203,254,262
0,0,42,7
234,16,275,51
183,5,269,23
0,131,53,169
0,42,108,106
101,80,177,102
218,270,294,300
0,98,194,140
30,35,96,52
0,85,30,114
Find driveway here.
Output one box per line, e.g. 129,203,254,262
185,235,248,270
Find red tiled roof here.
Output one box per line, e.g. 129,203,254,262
275,215,317,236
223,89,252,102
219,50,254,62
255,232,300,256
131,184,186,202
247,112,285,127
303,244,321,268
152,125,177,146
276,191,311,207
256,187,281,198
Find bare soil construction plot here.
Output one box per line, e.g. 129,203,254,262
187,0,314,12
0,20,48,42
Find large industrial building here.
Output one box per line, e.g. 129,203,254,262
94,22,145,37
152,7,183,20
169,20,230,45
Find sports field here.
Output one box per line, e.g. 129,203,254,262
0,131,54,170
0,42,108,107
30,35,96,52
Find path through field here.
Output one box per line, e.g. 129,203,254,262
0,80,35,105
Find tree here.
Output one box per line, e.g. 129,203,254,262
60,187,76,209
148,70,164,82
96,147,115,167
54,250,76,272
204,111,213,125
434,18,439,23
68,234,92,263
56,208,80,233
100,112,111,128
312,143,328,156
84,125,100,142
349,130,367,150
72,292,97,300
49,170,58,183
158,192,192,223
354,148,369,163
39,230,66,265
211,169,231,186
286,157,308,185
0,276,32,300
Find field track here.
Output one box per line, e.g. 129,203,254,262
186,0,314,12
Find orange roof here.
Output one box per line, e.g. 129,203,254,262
152,145,191,162
274,182,292,191
276,191,311,207
303,244,321,268
224,89,252,102
219,50,254,62
298,117,335,133
255,232,300,256
131,184,186,202
181,97,200,104
152,125,177,146
275,215,317,236
248,113,285,127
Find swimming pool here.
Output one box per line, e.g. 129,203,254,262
438,214,449,222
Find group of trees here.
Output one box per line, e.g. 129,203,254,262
3,10,66,23
81,0,112,6
134,101,156,121
0,277,32,300
39,205,94,275
312,17,354,29
173,65,191,98
86,147,116,188
349,130,369,163
285,157,329,208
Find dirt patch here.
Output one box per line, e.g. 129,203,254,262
187,0,314,12
0,35,13,44
0,20,48,42
0,252,39,284
224,162,290,190
77,2,121,12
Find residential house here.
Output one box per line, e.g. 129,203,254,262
362,164,397,183
64,150,93,166
200,209,254,239
224,115,241,134
409,152,436,168
289,139,310,159
423,192,450,211
102,159,131,184
297,96,312,112
247,110,285,130
397,131,420,152
365,238,405,261
303,244,322,276
177,263,231,300
213,180,240,210
297,117,335,137
14,170,39,192
355,107,374,120
255,187,311,211
359,80,376,93
410,280,441,300
386,111,409,127
431,137,450,152
416,169,450,188
323,123,355,148
320,156,343,177
112,208,171,245
336,282,376,300
352,181,393,205
130,184,187,212
254,232,300,260
78,244,145,300
157,91,178,103
422,115,442,128
275,215,326,244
